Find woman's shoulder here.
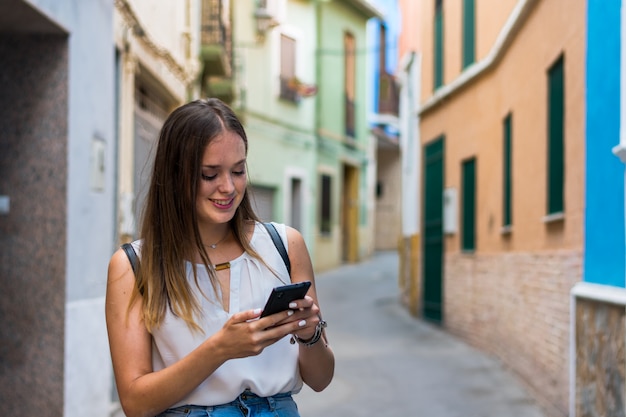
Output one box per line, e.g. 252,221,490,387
107,245,139,292
109,240,143,278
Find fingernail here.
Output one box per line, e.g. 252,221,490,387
287,310,294,316
289,302,297,309
298,320,306,327
253,308,262,315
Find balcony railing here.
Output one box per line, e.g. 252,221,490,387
200,0,231,77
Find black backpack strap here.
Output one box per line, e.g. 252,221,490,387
121,242,143,295
121,242,139,275
262,222,291,275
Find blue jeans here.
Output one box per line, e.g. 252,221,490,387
156,391,300,417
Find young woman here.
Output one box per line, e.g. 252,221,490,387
106,98,334,417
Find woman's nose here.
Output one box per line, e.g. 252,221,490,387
217,174,235,193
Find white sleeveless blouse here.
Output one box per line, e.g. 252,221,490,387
136,222,303,407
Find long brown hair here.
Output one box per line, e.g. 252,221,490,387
131,98,263,332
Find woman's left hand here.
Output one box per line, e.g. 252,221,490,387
275,295,321,340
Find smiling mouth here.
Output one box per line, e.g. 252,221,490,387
211,198,234,208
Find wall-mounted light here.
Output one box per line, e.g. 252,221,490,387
254,7,277,41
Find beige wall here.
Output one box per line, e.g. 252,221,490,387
417,0,586,415
375,147,402,250
398,0,422,60
420,0,585,253
474,0,518,61
420,0,517,100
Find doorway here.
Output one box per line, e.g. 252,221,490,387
422,137,445,323
342,164,359,263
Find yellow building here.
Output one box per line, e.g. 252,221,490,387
413,0,585,414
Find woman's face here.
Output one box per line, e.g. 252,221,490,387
196,129,247,226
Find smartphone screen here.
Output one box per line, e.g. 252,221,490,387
260,281,311,318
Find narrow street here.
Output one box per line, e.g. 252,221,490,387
295,251,547,417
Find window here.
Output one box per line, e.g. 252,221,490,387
503,113,512,227
320,174,332,234
344,32,356,138
280,34,298,103
547,56,564,215
462,158,476,251
462,0,475,68
249,185,276,223
379,23,386,72
434,0,444,90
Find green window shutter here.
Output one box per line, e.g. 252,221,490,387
547,56,564,215
503,113,512,227
434,0,444,89
462,0,475,68
462,158,476,251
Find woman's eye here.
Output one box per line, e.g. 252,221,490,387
201,173,217,181
233,170,246,176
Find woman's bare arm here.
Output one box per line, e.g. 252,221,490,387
284,227,335,391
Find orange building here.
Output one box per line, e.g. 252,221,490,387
402,0,586,415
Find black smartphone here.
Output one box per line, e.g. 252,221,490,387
260,281,312,318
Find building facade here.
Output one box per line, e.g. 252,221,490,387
314,0,381,269
412,0,585,415
114,0,201,244
233,0,381,271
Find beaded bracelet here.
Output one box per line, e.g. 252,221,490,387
290,318,327,347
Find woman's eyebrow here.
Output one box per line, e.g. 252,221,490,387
202,159,246,169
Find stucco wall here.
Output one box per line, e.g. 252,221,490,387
584,0,624,287
420,0,518,100
420,0,585,252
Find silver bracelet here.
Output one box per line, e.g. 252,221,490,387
291,318,327,347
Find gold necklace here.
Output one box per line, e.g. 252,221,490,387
215,262,230,271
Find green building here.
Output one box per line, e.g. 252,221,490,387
203,0,381,271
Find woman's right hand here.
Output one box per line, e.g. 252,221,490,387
212,308,303,359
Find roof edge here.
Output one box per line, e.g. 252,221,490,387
342,0,384,20
419,0,539,115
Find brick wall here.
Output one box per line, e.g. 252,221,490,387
444,250,582,417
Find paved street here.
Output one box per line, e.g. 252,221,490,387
295,251,547,417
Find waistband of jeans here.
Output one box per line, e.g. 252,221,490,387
171,390,293,412
237,390,292,403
